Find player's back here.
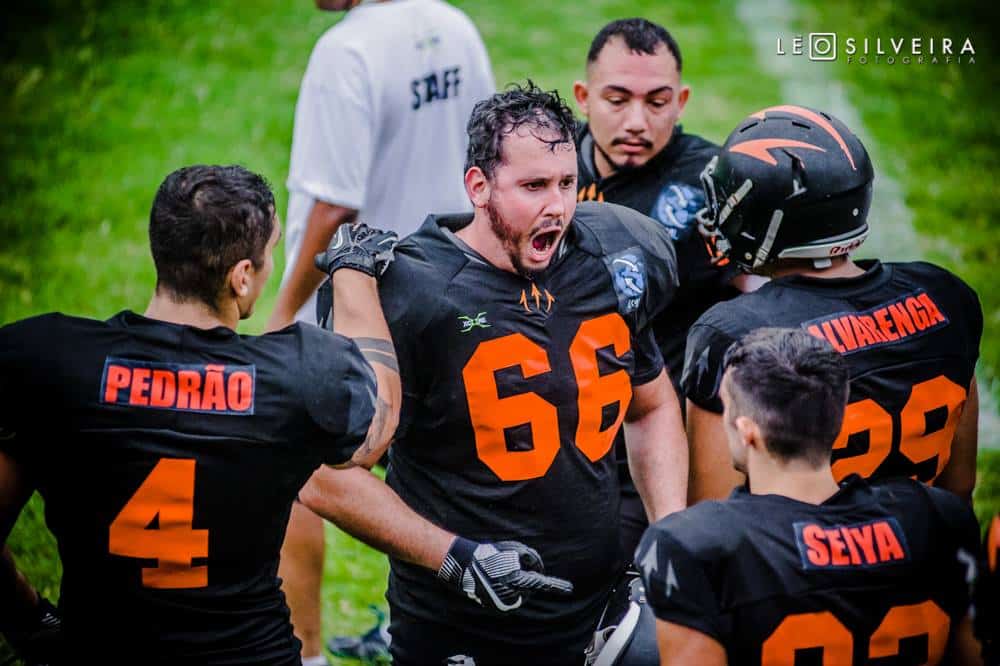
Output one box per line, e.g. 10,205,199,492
0,311,374,664
639,476,980,665
684,260,982,484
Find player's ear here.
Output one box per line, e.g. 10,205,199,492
573,80,589,115
465,166,490,209
228,258,254,299
734,415,760,451
677,85,691,114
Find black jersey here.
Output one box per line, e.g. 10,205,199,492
379,203,677,652
638,476,981,666
682,260,982,485
0,311,376,664
576,123,738,385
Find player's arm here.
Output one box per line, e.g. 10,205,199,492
934,375,978,502
0,451,61,662
299,466,573,612
945,613,984,666
300,465,451,570
656,620,727,666
624,369,687,521
318,224,401,469
267,201,358,331
687,400,745,504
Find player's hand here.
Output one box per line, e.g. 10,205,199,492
2,596,63,665
314,222,398,277
437,537,574,613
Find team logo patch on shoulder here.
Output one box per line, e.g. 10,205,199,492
652,182,706,241
794,517,909,570
802,289,948,355
605,249,646,315
100,357,255,415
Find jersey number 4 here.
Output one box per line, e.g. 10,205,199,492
763,601,949,664
108,458,208,589
462,313,633,481
833,375,967,483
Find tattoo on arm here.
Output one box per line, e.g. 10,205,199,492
356,337,399,373
362,395,391,455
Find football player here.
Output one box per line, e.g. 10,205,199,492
640,327,983,665
300,82,688,664
683,105,982,504
573,18,758,556
0,165,400,663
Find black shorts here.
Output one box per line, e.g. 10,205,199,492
388,610,587,666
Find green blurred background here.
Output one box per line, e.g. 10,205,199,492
1,0,997,663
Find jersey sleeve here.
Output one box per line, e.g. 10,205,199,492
298,326,378,465
286,40,373,209
681,319,737,413
631,326,665,387
637,521,729,643
0,316,55,463
924,485,983,619
377,249,442,441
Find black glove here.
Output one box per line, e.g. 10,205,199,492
2,596,62,665
437,537,573,612
314,223,398,277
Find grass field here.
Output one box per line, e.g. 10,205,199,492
1,1,996,663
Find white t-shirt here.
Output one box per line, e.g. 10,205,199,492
283,0,495,321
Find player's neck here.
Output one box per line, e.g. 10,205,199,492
145,290,238,331
747,455,840,505
456,211,518,274
593,143,617,180
769,256,866,280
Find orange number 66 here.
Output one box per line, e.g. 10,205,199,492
462,313,633,481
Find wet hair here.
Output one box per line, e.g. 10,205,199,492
587,18,682,73
723,327,849,466
149,165,275,310
465,80,577,181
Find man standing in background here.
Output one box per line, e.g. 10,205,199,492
572,18,743,557
267,1,494,663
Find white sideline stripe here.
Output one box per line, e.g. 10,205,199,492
736,0,999,448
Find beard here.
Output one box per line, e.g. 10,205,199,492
486,197,541,279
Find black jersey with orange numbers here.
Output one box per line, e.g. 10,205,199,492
0,311,376,664
638,476,981,665
576,123,738,386
576,124,738,504
379,203,678,651
682,260,982,485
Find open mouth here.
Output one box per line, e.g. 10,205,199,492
530,228,560,254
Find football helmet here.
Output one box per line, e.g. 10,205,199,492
584,569,658,666
697,105,874,272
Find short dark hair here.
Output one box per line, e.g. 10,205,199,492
149,165,275,310
723,328,849,466
465,81,577,181
587,18,683,73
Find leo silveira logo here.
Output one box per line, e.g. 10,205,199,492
777,33,976,64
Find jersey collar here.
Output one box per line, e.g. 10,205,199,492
773,259,888,293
